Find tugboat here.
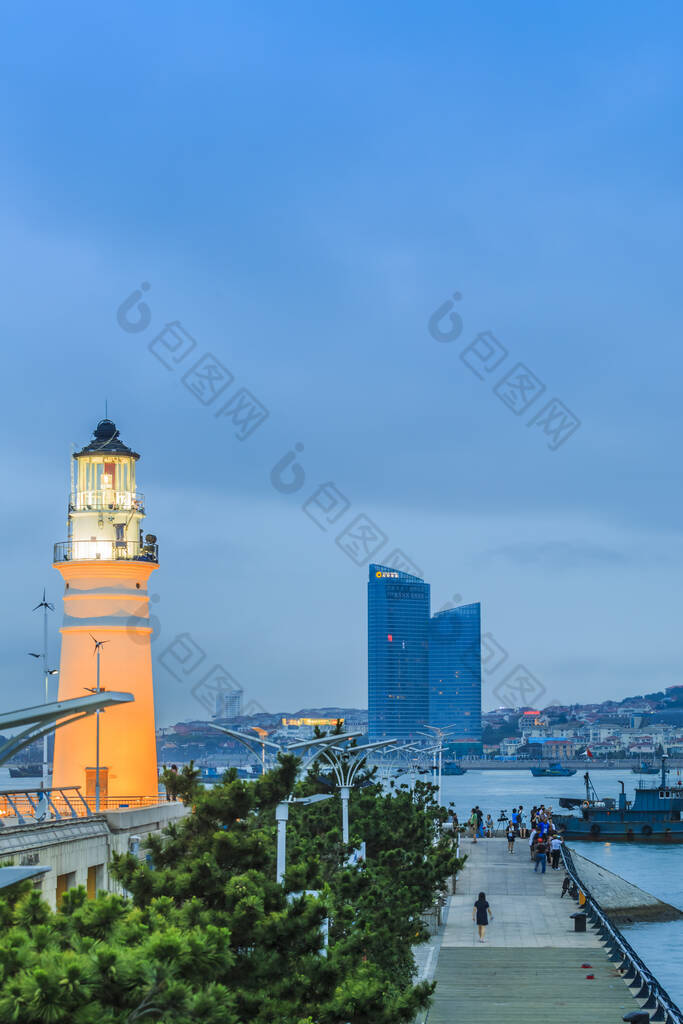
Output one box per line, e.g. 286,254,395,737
442,760,467,776
554,756,683,842
529,762,576,778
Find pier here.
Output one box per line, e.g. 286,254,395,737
425,837,649,1023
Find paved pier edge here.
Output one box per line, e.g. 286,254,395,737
568,844,683,923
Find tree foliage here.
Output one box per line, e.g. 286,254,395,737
0,753,463,1023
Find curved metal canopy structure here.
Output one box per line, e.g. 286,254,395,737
0,691,134,768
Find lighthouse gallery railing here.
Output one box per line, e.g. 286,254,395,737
53,540,159,563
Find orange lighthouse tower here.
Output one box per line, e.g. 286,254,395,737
52,418,159,803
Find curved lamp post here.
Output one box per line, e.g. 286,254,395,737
206,724,363,775
419,724,459,807
317,738,397,843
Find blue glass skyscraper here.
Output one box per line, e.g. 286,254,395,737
367,565,482,749
367,564,430,741
428,603,482,753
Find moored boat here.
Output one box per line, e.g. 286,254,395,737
8,764,42,779
530,762,577,778
555,756,683,841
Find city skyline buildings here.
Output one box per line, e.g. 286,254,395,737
428,603,482,747
368,565,430,742
367,564,482,750
215,688,243,719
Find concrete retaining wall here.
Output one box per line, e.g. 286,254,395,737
568,846,683,923
0,801,188,908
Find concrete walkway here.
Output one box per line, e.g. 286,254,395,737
426,838,642,1022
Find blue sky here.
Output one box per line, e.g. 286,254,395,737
2,2,683,725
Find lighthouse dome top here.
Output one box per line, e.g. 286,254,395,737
74,418,140,459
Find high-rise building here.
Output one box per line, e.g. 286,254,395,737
368,565,430,740
215,688,243,719
52,418,159,802
367,564,482,749
428,603,482,753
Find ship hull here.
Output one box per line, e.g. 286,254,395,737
555,816,683,842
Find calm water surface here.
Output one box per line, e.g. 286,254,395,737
438,767,683,1007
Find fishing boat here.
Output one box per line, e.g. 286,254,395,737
632,762,659,775
529,762,576,778
554,757,683,841
442,761,467,776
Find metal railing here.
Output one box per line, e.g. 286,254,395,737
0,786,165,824
54,540,159,563
561,843,683,1023
69,491,145,512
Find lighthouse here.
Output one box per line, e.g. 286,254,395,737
51,419,159,803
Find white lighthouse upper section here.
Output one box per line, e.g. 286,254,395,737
54,419,158,564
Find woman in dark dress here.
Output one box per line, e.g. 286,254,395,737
472,890,492,942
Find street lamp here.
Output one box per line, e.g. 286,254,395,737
420,725,459,807
276,793,332,884
317,738,397,843
84,635,109,812
206,724,363,776
28,589,58,790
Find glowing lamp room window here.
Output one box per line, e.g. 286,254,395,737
101,461,116,489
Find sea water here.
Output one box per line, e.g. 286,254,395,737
437,767,683,1007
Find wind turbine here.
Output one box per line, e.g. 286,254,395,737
84,635,110,811
28,589,57,789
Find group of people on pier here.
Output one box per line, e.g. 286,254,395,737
521,804,564,873
460,803,564,874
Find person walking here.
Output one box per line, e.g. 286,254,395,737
506,824,516,854
534,834,548,873
511,807,519,833
475,805,484,838
469,808,478,843
518,805,526,838
550,833,563,870
472,890,493,942
528,826,537,861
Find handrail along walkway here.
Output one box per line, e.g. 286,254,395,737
561,842,683,1023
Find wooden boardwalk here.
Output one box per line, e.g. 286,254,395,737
427,838,642,1022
